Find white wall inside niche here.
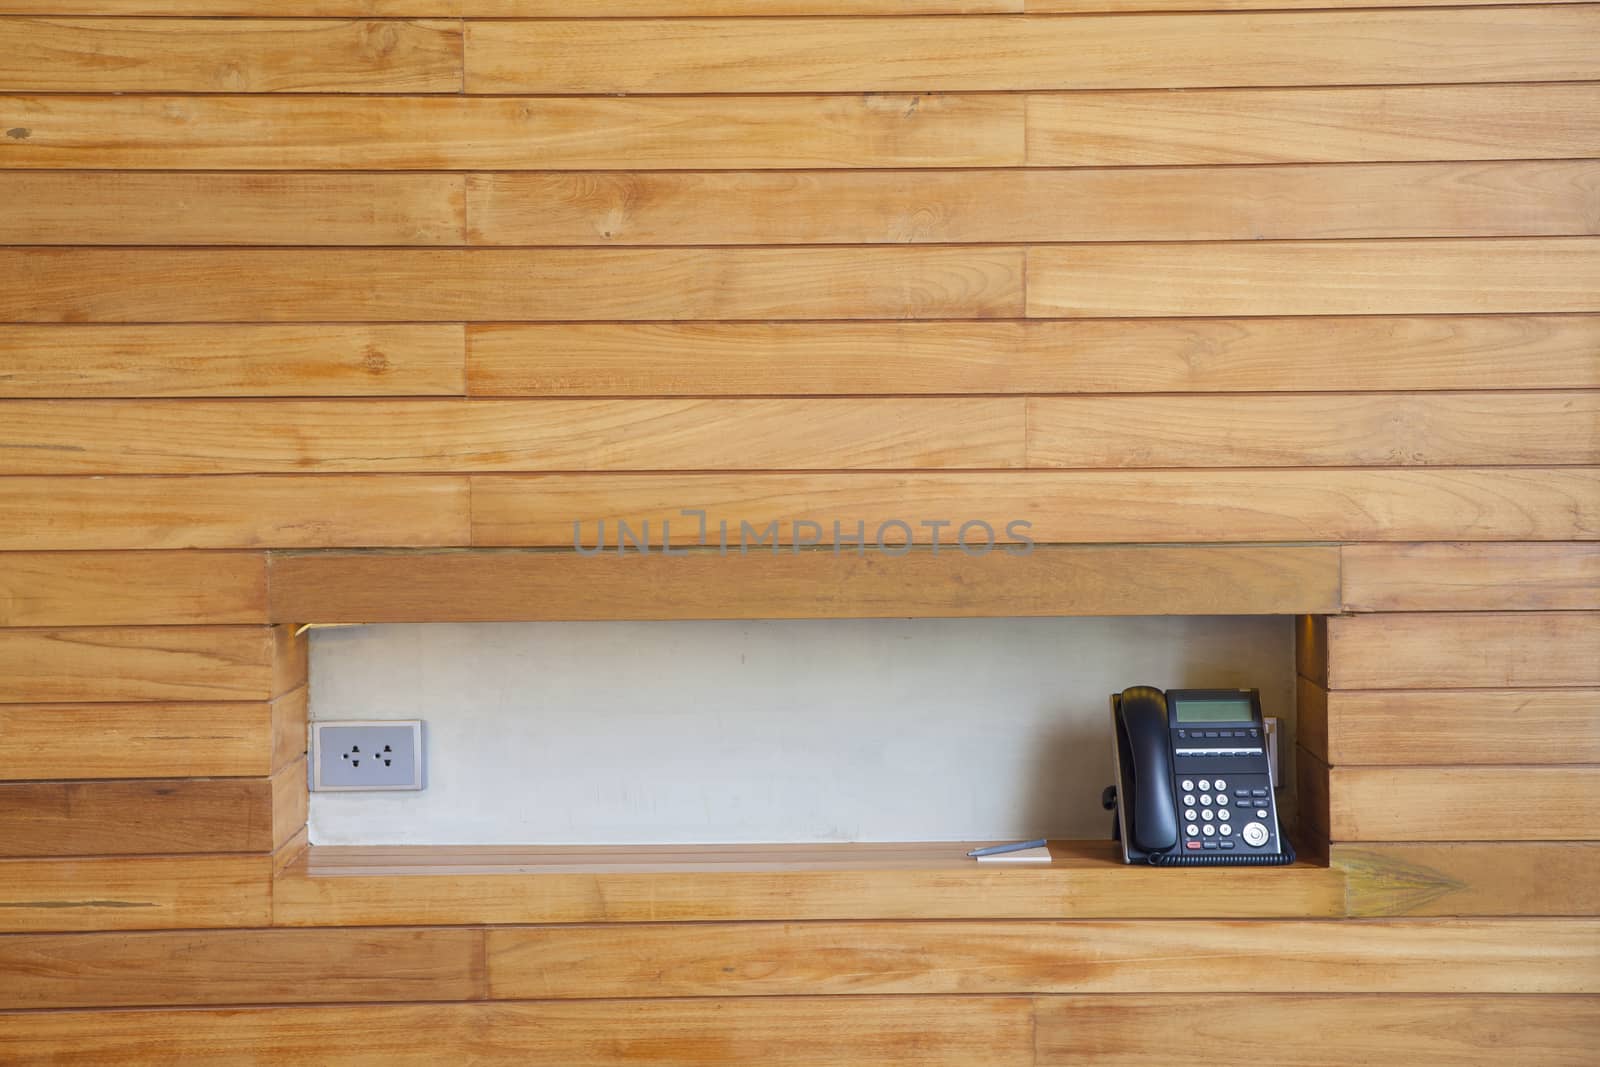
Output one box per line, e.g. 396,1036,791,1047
308,617,1295,846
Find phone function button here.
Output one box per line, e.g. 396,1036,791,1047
1241,822,1270,847
1186,825,1200,837
1185,808,1198,821
1202,824,1216,836
1198,780,1211,790
1219,823,1232,835
1181,779,1194,791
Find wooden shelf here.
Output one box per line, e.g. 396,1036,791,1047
272,840,1343,926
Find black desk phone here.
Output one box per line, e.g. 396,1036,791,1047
1106,686,1294,866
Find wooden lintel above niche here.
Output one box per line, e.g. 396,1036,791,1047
266,543,1340,624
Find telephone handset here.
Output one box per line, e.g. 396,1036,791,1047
1107,686,1294,866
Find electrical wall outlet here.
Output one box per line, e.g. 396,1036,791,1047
312,720,424,792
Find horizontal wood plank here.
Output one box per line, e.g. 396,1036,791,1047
1027,239,1600,317
467,316,1600,396
0,627,275,703
0,855,269,933
0,702,273,780
1026,392,1599,467
469,469,1600,547
0,779,275,857
0,18,462,92
0,551,266,626
0,998,1035,1067
1033,994,1600,1066
1327,612,1600,689
467,161,1600,245
0,2,1021,12
0,476,469,550
1028,84,1600,165
272,841,1344,925
2,247,1025,322
1336,842,1600,916
1342,543,1600,611
489,919,1600,999
0,324,466,398
0,173,466,245
0,398,1026,473
0,94,1025,169
1324,689,1600,766
0,927,484,1009
1034,0,1592,9
266,545,1341,622
467,10,1600,93
1331,767,1600,842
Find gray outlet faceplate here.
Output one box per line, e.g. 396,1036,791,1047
312,720,424,792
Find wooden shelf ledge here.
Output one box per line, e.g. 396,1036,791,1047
272,840,1343,926
266,544,1340,623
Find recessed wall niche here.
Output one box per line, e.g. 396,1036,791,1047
308,617,1296,846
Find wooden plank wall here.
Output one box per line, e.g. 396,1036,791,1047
1,0,1597,1062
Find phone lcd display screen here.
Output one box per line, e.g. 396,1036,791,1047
1173,698,1254,723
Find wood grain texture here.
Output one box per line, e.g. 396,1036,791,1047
468,316,1600,396
1332,767,1600,842
1033,994,1600,1066
0,856,269,933
467,161,1600,245
1337,843,1600,917
272,841,1344,925
0,398,1026,473
1342,543,1600,611
1326,612,1600,689
1026,392,1600,467
0,324,466,398
467,9,1600,93
1028,84,1600,165
0,627,274,703
266,545,1341,623
0,476,469,550
0,779,275,858
490,919,1600,999
0,1,1022,12
469,469,1600,547
0,18,462,92
0,927,484,1009
0,551,266,626
273,687,309,775
1034,0,1592,9
1026,239,1600,317
0,998,1035,1067
1324,689,1600,766
0,94,1025,169
273,759,308,852
0,173,466,245
1,247,1025,322
0,702,273,780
